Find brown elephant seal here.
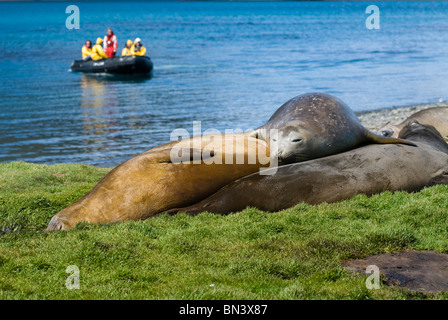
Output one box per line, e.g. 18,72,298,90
166,123,448,215
377,107,448,142
398,120,448,154
46,134,270,231
249,93,415,164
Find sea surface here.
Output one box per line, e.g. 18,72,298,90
2,1,448,167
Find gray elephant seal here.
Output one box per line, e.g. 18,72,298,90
166,123,448,215
250,93,415,164
377,107,448,142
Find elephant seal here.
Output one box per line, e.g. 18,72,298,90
249,93,415,164
398,120,448,154
46,134,270,231
377,107,448,142
166,123,448,215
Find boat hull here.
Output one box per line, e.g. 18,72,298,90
70,56,153,75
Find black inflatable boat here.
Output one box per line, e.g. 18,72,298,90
70,55,153,75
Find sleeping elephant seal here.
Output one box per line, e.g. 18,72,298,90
46,134,270,231
377,107,448,142
398,120,448,154
166,123,448,215
249,93,415,164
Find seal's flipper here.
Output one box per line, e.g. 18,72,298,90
161,206,205,216
159,147,217,164
246,128,274,143
366,131,417,147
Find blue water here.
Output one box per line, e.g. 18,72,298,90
2,1,448,167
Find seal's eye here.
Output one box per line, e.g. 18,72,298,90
292,138,302,143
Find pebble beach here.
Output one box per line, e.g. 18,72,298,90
357,101,448,131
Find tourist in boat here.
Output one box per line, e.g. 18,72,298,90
82,40,93,61
91,38,109,60
131,38,146,56
103,28,118,58
121,40,134,56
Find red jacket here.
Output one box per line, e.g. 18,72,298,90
103,33,118,58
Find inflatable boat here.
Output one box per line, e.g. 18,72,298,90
70,55,153,75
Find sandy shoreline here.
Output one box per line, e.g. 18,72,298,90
356,100,448,131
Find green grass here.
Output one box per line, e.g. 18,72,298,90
1,161,448,300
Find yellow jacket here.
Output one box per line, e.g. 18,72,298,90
91,44,108,60
122,46,133,56
82,45,93,59
131,45,146,56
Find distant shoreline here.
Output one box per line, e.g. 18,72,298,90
357,100,448,131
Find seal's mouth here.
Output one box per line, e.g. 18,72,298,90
277,151,310,165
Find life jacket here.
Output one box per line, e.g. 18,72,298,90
121,40,134,56
82,45,93,59
132,44,146,56
105,33,115,48
91,44,108,60
104,33,117,58
122,46,133,56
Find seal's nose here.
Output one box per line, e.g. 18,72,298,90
45,216,69,232
381,130,393,137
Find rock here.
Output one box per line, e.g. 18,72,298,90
343,250,448,293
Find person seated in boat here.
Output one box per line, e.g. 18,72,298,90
131,38,146,56
90,38,109,60
121,40,134,56
103,28,118,58
82,40,93,61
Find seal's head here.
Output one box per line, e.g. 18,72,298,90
398,120,448,154
254,93,365,164
265,120,324,164
252,93,415,165
376,123,400,138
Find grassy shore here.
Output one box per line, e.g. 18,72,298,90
1,161,448,299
